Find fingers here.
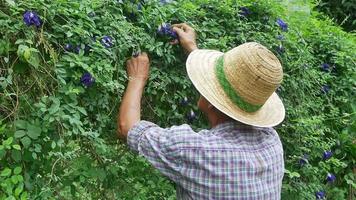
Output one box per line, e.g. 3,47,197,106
169,39,179,45
172,23,192,31
172,27,185,36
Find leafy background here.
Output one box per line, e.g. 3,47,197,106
0,0,355,199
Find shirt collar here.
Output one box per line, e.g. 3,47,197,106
212,120,252,131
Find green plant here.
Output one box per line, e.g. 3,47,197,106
0,0,355,199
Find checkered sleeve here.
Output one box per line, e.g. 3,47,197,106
127,120,192,182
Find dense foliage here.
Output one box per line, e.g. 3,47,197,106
317,0,355,32
0,0,355,199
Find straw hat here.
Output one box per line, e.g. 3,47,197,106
186,42,285,127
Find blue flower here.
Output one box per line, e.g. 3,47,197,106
157,23,178,39
186,109,197,123
322,151,333,160
276,18,288,32
321,63,330,72
239,7,252,17
80,72,95,87
88,12,95,17
160,0,174,5
326,173,336,183
315,191,326,199
23,11,42,28
64,44,72,52
74,45,81,54
299,154,309,166
137,3,143,11
321,85,330,94
101,36,113,48
276,45,285,54
180,97,189,106
276,35,285,40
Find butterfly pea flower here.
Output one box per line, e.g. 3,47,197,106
326,173,336,183
64,44,72,52
88,12,95,17
322,151,332,160
276,35,285,40
23,11,42,28
137,3,143,11
101,36,113,48
321,85,330,94
160,0,174,4
315,191,326,199
276,18,288,32
186,109,197,123
180,97,189,106
239,7,252,17
157,23,178,39
321,63,330,72
74,44,90,54
298,154,309,166
80,72,95,87
276,45,285,54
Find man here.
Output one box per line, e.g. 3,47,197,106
118,23,285,199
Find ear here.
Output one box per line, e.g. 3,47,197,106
207,104,214,110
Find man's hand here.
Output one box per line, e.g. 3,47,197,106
118,52,150,140
172,23,198,54
126,52,150,83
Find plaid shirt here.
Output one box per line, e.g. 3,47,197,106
128,120,284,200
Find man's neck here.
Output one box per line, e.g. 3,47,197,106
208,112,233,128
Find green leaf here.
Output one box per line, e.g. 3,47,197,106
20,137,31,148
3,137,13,147
15,120,27,129
14,167,22,175
11,175,19,184
14,130,26,138
32,152,37,159
1,168,11,177
5,0,15,6
27,125,41,139
20,191,28,200
12,144,21,150
0,145,5,159
11,150,21,162
14,183,23,196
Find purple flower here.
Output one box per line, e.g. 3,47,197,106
299,154,309,166
23,11,42,28
160,0,174,5
101,36,113,48
157,23,178,39
74,45,81,54
315,191,326,199
186,109,197,123
64,44,72,52
73,44,91,54
80,72,95,87
88,12,95,17
239,7,252,17
323,151,333,160
326,173,336,183
180,97,189,106
321,85,330,94
321,63,330,72
276,18,288,32
276,35,285,40
276,45,285,54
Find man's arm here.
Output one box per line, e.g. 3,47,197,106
117,53,150,140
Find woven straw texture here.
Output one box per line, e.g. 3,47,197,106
186,42,285,127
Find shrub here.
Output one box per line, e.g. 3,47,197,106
0,0,355,199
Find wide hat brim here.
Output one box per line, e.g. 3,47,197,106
186,49,285,127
